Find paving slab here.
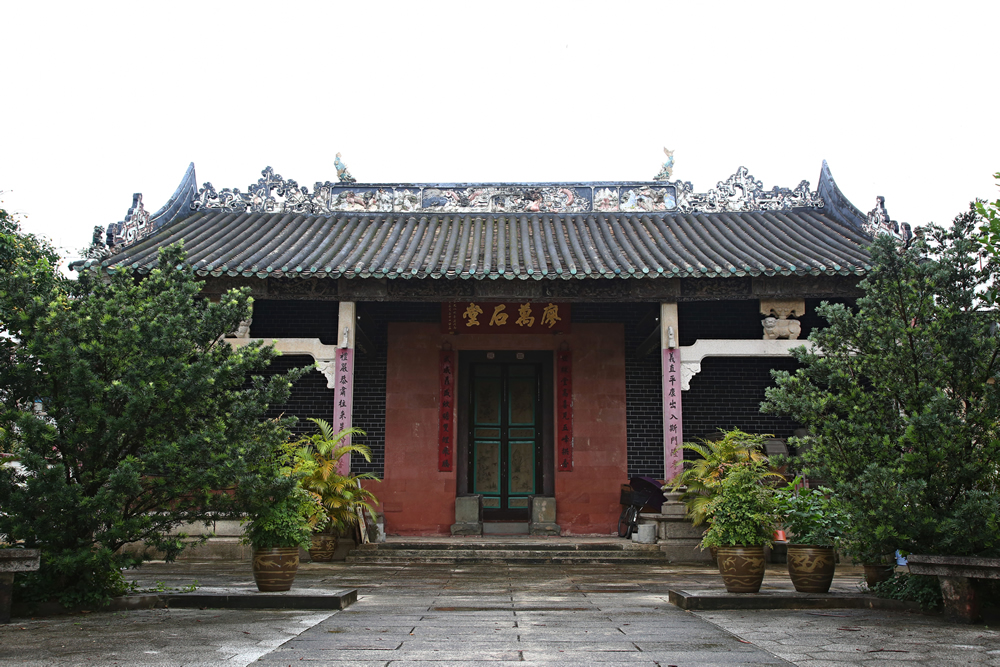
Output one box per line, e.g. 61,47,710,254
1,558,998,665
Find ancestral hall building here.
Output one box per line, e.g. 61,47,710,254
78,159,911,537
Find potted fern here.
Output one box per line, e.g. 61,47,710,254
294,418,380,562
700,461,779,593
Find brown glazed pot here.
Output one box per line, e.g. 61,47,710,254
863,563,895,587
716,546,767,593
786,544,836,593
252,547,300,592
308,533,339,562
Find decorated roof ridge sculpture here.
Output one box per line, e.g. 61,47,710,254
81,158,909,266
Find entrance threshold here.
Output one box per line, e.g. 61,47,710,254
482,521,530,535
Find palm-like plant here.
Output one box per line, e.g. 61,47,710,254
666,428,781,526
294,418,380,535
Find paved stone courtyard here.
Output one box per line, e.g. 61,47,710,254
1,561,998,665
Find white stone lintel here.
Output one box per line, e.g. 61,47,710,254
226,337,340,387
678,339,814,390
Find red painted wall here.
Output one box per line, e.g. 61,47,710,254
381,322,628,536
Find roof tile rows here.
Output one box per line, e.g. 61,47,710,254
101,208,872,281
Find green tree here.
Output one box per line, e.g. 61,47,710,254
762,209,1000,558
0,230,304,607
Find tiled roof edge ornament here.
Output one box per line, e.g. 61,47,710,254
187,166,824,217
673,167,824,214
102,163,198,254
864,196,913,244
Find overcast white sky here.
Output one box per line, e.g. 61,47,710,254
2,1,998,263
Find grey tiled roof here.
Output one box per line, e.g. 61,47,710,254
99,207,872,280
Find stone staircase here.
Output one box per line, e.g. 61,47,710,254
346,539,669,565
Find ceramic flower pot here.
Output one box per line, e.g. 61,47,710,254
252,547,300,592
716,545,767,593
308,532,339,562
863,563,894,587
786,544,836,593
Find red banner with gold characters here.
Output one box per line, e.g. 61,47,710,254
438,349,455,472
442,302,571,335
557,349,573,472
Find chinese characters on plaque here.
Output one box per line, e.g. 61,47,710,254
333,347,354,475
662,348,683,480
438,350,455,472
557,349,573,472
441,302,571,335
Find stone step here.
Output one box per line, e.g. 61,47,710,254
345,554,670,564
345,542,670,564
351,542,659,553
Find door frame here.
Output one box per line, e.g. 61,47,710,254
455,350,555,512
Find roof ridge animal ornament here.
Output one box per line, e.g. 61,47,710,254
653,147,675,181
335,152,357,184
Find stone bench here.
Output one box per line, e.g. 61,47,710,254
906,554,1000,623
0,549,40,623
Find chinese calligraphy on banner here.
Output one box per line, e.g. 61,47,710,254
441,302,571,334
662,348,683,480
438,350,455,471
333,347,354,475
557,350,573,471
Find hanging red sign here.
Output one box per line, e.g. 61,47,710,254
556,349,573,472
438,349,455,472
441,302,571,335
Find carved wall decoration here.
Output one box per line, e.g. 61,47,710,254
387,280,474,298
542,280,631,299
632,278,681,299
264,277,338,299
753,276,862,298
680,277,752,298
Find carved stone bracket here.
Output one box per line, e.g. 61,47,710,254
759,298,805,320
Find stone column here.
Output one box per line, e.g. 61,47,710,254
661,302,683,482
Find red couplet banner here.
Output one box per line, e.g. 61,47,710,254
662,348,683,481
556,349,573,472
438,349,455,472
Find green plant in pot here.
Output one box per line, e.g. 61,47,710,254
700,461,779,593
666,429,778,527
238,440,323,592
774,477,848,593
294,418,380,562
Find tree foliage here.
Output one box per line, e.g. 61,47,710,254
762,208,1000,558
0,225,304,607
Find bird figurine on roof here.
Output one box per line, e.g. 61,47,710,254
653,147,674,181
335,152,357,183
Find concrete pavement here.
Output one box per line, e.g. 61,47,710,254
1,559,998,666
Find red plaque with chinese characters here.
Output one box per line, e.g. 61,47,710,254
438,349,455,471
441,302,571,334
556,349,573,472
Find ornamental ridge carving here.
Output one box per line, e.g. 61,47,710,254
673,167,824,214
864,196,913,244
187,166,825,218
